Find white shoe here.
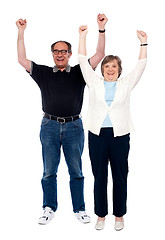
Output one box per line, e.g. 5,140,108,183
114,219,124,231
75,211,91,223
95,219,105,230
38,207,55,225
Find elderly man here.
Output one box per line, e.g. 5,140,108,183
16,14,108,225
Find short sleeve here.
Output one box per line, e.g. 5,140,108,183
27,61,46,87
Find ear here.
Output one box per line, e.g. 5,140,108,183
68,52,72,59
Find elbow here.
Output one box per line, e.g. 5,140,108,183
101,52,105,60
17,57,31,72
18,57,24,65
98,52,105,61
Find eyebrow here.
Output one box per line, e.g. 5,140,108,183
53,49,68,51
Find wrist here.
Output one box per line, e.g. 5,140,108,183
98,25,105,31
18,29,25,35
79,34,87,39
140,40,147,44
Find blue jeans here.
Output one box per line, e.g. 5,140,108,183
40,117,85,212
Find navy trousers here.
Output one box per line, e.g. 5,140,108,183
88,128,130,217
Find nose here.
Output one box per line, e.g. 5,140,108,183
57,52,63,56
109,66,113,71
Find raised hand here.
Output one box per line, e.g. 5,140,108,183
137,30,147,44
97,14,108,30
137,30,147,59
79,25,88,37
16,19,27,31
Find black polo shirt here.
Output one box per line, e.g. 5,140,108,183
28,61,86,117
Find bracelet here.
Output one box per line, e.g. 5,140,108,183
99,29,105,33
140,43,148,46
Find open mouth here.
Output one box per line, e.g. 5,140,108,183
57,59,64,62
107,72,115,76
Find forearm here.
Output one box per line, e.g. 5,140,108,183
17,30,26,62
89,31,105,69
96,31,105,57
139,44,147,60
17,30,30,71
78,35,87,56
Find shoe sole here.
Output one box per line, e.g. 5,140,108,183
114,227,124,231
38,215,54,225
78,219,91,224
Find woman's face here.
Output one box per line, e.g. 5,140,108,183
103,60,119,82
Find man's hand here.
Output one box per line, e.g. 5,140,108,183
137,30,147,44
97,14,108,31
16,19,27,31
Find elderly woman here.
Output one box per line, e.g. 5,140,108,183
78,25,147,230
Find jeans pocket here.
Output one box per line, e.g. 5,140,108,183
72,118,83,127
41,117,50,126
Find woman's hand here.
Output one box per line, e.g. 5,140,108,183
137,30,147,44
16,18,27,31
78,26,88,55
137,30,147,59
79,25,88,37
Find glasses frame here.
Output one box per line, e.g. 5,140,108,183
53,49,70,55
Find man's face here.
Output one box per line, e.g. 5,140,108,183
52,42,72,71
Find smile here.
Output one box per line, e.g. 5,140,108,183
107,72,115,75
57,59,64,62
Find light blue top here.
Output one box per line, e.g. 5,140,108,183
102,81,117,127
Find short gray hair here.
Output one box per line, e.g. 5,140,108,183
51,41,72,53
101,55,122,78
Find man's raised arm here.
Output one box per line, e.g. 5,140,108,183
16,18,31,72
89,13,108,70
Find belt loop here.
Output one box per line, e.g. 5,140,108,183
49,114,52,120
71,116,73,121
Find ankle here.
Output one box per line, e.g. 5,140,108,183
98,217,105,221
115,216,123,222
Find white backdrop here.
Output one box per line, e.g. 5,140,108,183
1,0,165,239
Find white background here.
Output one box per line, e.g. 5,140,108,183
1,0,165,239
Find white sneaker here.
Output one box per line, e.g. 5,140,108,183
114,219,124,231
95,219,105,230
75,211,91,223
38,207,55,225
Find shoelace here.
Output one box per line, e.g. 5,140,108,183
42,209,53,217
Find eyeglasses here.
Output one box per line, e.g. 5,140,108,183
53,49,70,55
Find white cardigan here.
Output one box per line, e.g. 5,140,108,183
78,54,147,137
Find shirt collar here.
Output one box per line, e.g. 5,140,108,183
53,65,71,73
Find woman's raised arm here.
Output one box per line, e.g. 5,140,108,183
137,30,148,60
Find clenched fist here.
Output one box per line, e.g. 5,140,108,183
16,19,27,31
97,14,108,30
137,30,147,44
79,25,88,37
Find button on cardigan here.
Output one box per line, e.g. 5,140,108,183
78,54,147,137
